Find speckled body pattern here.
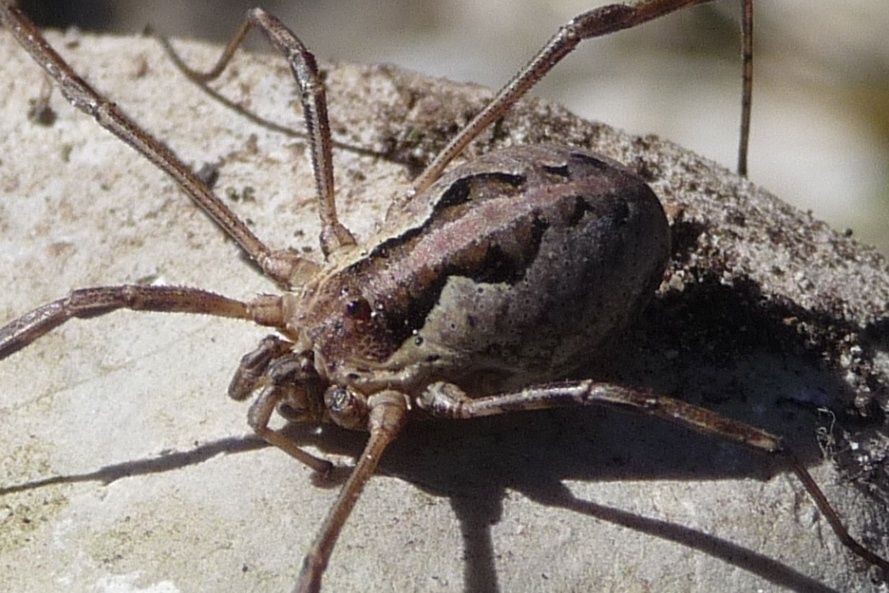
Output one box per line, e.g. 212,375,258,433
8,4,888,592
287,144,670,395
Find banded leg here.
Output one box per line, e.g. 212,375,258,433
0,5,311,288
411,0,754,195
0,285,286,359
419,380,889,574
295,390,408,593
158,7,356,256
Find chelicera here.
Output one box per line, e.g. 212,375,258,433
0,2,887,592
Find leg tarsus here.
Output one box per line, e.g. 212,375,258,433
419,379,889,573
0,5,302,285
785,454,889,575
157,7,356,257
410,0,747,194
294,390,407,593
158,17,253,84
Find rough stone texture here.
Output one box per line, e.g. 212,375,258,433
1,30,888,593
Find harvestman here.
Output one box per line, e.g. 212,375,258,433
1,1,887,592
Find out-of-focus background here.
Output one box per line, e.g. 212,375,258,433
17,0,889,256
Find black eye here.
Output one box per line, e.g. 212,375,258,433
344,297,372,322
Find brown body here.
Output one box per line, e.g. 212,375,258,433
292,145,669,393
2,3,887,593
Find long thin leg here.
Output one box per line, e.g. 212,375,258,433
0,5,311,288
419,380,889,574
737,0,753,175
409,0,758,195
295,390,408,593
158,8,356,257
0,285,286,359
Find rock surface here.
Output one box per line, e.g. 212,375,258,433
1,30,888,593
